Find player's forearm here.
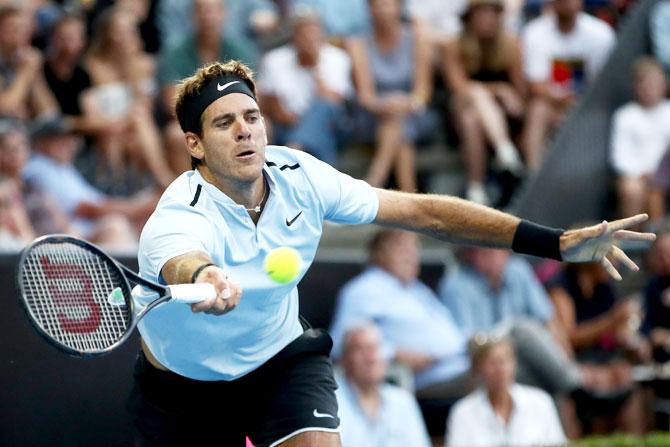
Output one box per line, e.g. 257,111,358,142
161,251,214,285
374,189,519,247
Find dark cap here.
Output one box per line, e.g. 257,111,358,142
28,116,74,141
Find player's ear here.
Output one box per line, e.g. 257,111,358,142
185,132,205,162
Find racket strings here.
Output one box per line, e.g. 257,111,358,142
20,241,131,353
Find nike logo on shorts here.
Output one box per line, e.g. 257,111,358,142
286,211,303,226
313,409,335,419
217,81,240,91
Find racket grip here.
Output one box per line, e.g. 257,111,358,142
168,283,217,303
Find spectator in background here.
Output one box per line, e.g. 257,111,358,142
648,147,670,225
547,262,647,434
330,229,594,411
405,0,467,45
83,6,174,190
521,0,615,171
158,0,252,175
0,119,73,236
0,173,34,251
330,230,472,400
348,0,433,191
258,8,353,166
650,0,670,76
22,121,156,252
0,5,59,119
289,0,370,38
643,230,670,363
157,0,277,57
442,0,526,205
446,335,566,447
335,322,432,447
610,57,670,219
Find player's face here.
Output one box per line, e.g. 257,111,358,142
195,93,267,185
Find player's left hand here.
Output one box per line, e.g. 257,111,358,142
560,214,656,281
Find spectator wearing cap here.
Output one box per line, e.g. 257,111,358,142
348,0,434,191
258,7,353,166
0,5,59,120
446,335,566,447
0,119,74,237
335,322,432,447
521,0,615,171
442,0,526,205
22,118,156,252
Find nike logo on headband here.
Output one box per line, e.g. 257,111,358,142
217,80,240,91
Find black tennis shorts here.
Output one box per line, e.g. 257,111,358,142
126,328,340,447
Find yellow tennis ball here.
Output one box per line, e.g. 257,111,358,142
264,247,302,284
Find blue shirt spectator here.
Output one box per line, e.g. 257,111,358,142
289,0,370,37
335,322,432,447
439,249,553,336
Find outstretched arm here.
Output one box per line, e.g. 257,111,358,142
373,189,656,280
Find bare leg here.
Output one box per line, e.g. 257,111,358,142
521,97,556,171
466,84,514,149
394,143,417,192
454,96,489,204
616,176,648,218
365,115,403,188
129,103,176,188
277,431,341,447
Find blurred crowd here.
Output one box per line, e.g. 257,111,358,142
0,0,647,254
1,0,669,445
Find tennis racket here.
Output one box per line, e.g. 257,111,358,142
17,234,216,358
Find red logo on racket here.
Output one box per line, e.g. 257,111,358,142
40,256,101,333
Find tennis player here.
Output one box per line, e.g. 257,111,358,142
128,60,655,447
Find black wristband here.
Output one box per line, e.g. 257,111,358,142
512,220,564,261
191,263,216,283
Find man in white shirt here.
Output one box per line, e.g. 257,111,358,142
335,322,432,447
446,335,566,447
258,7,352,165
610,57,670,218
128,58,652,447
521,0,615,170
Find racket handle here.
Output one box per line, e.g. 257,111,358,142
168,283,217,303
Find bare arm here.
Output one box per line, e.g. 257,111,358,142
161,251,242,315
374,188,518,247
411,29,432,106
346,38,378,112
442,38,470,95
373,189,656,279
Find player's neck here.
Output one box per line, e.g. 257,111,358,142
198,166,266,212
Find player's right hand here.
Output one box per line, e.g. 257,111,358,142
190,265,242,315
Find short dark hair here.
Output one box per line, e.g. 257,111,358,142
174,60,257,170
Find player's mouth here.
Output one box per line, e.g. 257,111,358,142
236,149,256,160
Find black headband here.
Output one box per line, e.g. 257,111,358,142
177,75,257,133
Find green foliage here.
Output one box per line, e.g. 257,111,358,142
570,432,670,447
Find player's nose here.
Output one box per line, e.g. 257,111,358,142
233,118,251,141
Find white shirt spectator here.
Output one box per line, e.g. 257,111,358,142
522,12,615,95
404,0,467,40
446,384,566,447
610,100,670,177
336,375,432,447
258,44,352,117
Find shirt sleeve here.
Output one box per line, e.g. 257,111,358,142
538,391,567,444
445,400,476,447
399,390,433,447
610,106,637,175
297,150,379,224
522,23,550,82
138,199,216,282
438,271,476,336
513,258,554,322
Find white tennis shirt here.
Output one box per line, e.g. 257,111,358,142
137,146,379,380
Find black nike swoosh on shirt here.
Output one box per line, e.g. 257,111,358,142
286,211,303,226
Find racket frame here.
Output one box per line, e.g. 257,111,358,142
17,234,171,358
